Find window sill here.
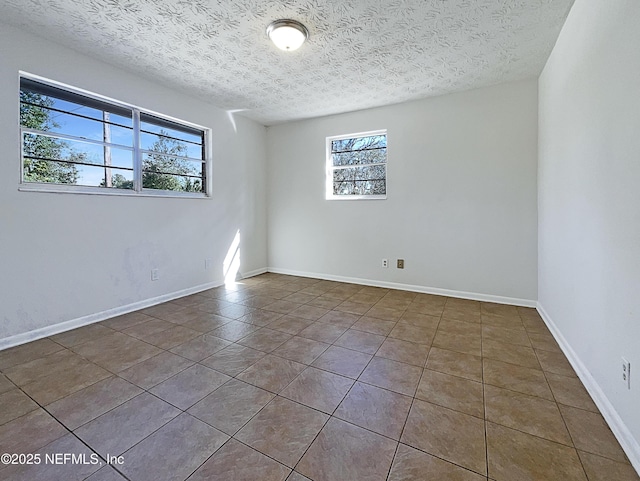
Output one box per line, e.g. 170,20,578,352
325,194,387,201
18,183,210,199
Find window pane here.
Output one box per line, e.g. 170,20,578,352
331,134,386,154
328,131,387,198
333,179,386,196
368,179,386,195
140,131,203,159
46,111,133,145
23,133,133,169
23,160,133,189
140,120,203,145
332,165,386,196
142,153,203,176
20,77,208,196
142,149,204,192
43,97,132,127
142,172,204,193
70,165,133,189
332,147,386,166
20,92,133,146
23,159,80,185
333,165,386,182
20,78,131,118
102,169,135,189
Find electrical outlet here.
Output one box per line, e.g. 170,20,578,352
382,259,388,268
622,357,631,389
151,268,159,281
397,259,404,269
205,258,212,270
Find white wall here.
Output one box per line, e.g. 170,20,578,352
267,80,538,303
0,25,267,345
538,0,640,469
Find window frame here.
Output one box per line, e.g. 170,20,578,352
325,129,388,201
18,72,212,198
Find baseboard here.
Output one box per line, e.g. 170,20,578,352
267,267,536,307
537,303,640,474
0,279,225,351
241,267,268,279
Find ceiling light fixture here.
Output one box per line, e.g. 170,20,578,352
266,19,309,51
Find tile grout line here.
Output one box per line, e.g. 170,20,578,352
481,300,489,480
4,377,135,481
4,275,627,480
526,317,592,479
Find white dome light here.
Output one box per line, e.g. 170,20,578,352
267,19,309,51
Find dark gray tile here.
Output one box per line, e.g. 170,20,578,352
235,396,328,468
169,334,232,361
188,378,274,435
74,393,180,457
0,339,65,370
188,438,290,481
0,389,39,425
50,324,115,348
150,364,231,410
46,376,142,430
120,413,228,481
236,354,306,393
335,382,412,440
117,351,194,389
280,367,354,414
311,345,372,379
297,417,397,481
0,408,66,455
200,344,266,376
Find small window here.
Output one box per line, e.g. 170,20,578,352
19,75,210,196
326,130,387,200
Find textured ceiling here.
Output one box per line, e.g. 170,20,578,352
0,0,574,125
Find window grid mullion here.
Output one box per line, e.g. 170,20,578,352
20,101,133,130
331,146,387,154
331,162,386,171
138,148,205,164
23,155,135,172
139,128,203,147
20,74,210,197
326,130,387,199
21,127,134,152
133,109,142,192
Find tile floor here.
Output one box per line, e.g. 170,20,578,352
0,273,638,481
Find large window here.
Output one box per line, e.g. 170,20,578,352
19,75,210,196
326,130,387,200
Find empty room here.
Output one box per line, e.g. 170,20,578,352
0,0,638,480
